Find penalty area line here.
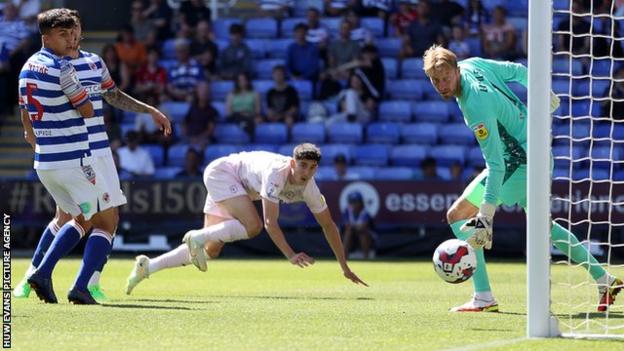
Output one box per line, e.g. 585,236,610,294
439,337,526,351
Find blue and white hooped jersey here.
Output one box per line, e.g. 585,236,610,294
18,48,91,170
72,50,116,157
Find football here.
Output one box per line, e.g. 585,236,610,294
432,239,477,284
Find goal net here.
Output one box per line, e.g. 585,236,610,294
548,0,624,338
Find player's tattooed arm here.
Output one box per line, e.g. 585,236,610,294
102,87,151,113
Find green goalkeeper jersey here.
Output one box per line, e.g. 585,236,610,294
456,57,528,206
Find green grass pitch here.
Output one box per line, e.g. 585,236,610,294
9,258,624,350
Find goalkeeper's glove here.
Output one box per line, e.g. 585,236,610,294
550,91,560,113
461,203,496,250
59,59,85,101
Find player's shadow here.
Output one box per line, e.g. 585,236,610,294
212,295,374,301
102,303,201,311
133,298,219,305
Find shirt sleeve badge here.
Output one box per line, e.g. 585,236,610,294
473,123,489,141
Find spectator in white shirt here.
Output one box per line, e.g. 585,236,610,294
118,131,156,177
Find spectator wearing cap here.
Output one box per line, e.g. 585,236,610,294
117,131,155,178
167,39,205,102
333,154,359,180
287,23,321,81
342,192,375,259
218,23,253,80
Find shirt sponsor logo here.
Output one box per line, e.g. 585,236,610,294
473,123,489,141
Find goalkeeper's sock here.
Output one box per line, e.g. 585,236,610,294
450,220,491,293
32,221,60,267
36,221,85,278
550,222,606,281
148,244,193,274
73,230,112,291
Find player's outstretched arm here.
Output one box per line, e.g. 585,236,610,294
262,198,315,267
314,208,368,286
102,87,172,136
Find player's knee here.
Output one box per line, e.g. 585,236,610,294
54,208,72,226
245,219,263,238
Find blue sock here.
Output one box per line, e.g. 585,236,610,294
32,222,59,267
73,231,112,291
36,222,84,278
95,235,114,272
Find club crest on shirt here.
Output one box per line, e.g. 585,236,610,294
473,123,489,140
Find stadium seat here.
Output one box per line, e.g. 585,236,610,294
246,18,278,39
211,81,234,102
168,143,191,167
381,58,398,79
390,145,428,167
552,58,583,76
161,39,177,60
481,0,505,10
266,39,293,59
278,143,298,157
466,36,482,56
144,145,165,167
429,145,466,166
374,167,414,180
615,170,624,181
402,58,426,79
467,147,485,168
361,17,384,38
353,145,390,166
214,124,250,144
280,18,306,38
253,79,274,97
552,79,570,96
376,38,402,58
214,18,243,39
154,167,182,179
327,123,363,143
573,79,610,99
204,144,242,162
448,103,463,122
366,122,401,144
320,18,341,37
290,80,313,101
315,166,336,181
319,144,353,166
349,166,376,180
120,123,135,139
246,39,267,59
507,16,528,32
572,168,610,181
256,59,285,79
254,123,288,144
291,122,326,144
438,123,475,145
212,101,226,121
401,123,438,144
420,80,443,100
412,101,450,123
590,59,615,78
552,145,586,169
386,80,423,100
378,100,412,122
161,101,190,124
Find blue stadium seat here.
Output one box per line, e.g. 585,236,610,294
350,166,376,180
468,146,485,168
161,101,190,124
255,123,288,143
158,59,177,72
211,81,234,102
280,18,306,38
215,39,228,52
320,18,341,37
291,122,326,144
553,0,570,11
381,58,398,79
353,145,390,166
266,39,293,59
390,145,428,167
429,145,466,166
120,123,135,139
438,123,475,145
154,167,182,179
552,79,570,96
613,124,624,140
386,80,423,100
246,39,267,59
448,103,463,122
214,18,243,39
466,36,482,56
161,39,177,60
615,170,624,181
315,166,336,181
253,79,274,97
552,145,586,169
361,17,384,38
591,146,623,163
366,122,401,144
573,79,610,99
214,124,251,144
572,168,610,181
144,145,165,167
420,80,443,100
278,143,298,157
246,18,278,39
412,101,450,123
592,123,612,139
481,0,505,10
378,100,412,122
319,144,353,166
402,58,425,79
552,58,583,76
590,59,616,78
256,59,285,79
122,111,136,124
376,38,402,58
212,101,226,121
507,16,528,32
327,123,363,143
168,143,191,167
401,123,438,144
374,167,414,180
290,80,313,100
204,144,242,162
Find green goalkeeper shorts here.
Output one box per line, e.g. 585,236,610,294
462,165,527,209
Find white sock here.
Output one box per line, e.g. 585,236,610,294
475,291,494,301
88,271,101,287
596,273,611,286
148,244,192,274
194,219,248,244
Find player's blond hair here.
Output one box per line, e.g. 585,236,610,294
422,45,458,77
293,143,321,163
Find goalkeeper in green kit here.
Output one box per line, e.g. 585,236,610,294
423,45,622,312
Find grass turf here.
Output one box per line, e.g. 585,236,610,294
9,258,624,350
